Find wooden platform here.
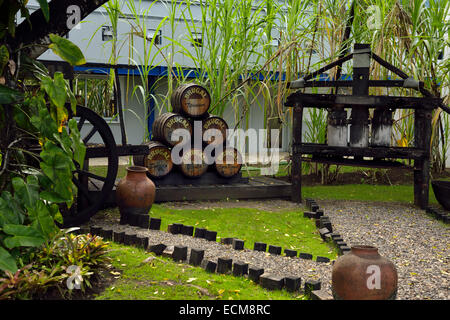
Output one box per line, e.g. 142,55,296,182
154,176,292,202
90,176,292,207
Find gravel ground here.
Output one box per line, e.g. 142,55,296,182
90,221,333,292
90,199,449,300
319,200,449,300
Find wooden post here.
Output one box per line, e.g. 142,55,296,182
350,44,370,149
414,108,432,209
291,103,303,203
114,70,127,146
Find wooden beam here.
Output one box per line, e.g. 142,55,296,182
85,145,149,158
297,143,426,160
300,80,418,88
285,93,441,110
304,156,412,169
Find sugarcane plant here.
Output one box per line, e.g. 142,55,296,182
100,0,449,178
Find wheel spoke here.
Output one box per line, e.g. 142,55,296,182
77,116,86,131
83,127,98,144
72,177,93,204
76,169,107,182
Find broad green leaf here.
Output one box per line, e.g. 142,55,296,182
3,224,45,249
53,128,72,157
41,73,66,111
28,201,57,237
40,141,75,183
53,72,69,130
40,141,75,204
6,3,19,37
41,72,69,133
30,106,59,140
0,192,24,227
19,5,31,26
13,105,33,132
49,34,86,66
68,118,86,166
0,246,17,273
36,0,49,22
0,45,9,72
49,204,63,224
0,84,23,104
12,176,39,209
35,172,53,191
40,190,67,203
66,84,77,114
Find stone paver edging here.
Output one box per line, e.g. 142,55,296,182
83,199,449,300
81,206,338,299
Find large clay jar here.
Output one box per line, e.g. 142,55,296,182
116,166,156,224
332,245,398,300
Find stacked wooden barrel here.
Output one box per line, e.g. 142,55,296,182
134,83,242,180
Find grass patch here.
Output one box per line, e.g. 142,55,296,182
146,206,337,260
241,162,291,178
95,243,305,300
303,184,439,205
90,165,128,179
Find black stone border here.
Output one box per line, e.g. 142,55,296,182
426,206,450,224
84,222,327,299
305,198,351,257
81,203,341,300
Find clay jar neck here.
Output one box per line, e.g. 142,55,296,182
125,166,148,180
350,245,380,259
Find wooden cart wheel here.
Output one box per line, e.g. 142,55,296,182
60,105,118,227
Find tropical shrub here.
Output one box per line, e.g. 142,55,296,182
0,229,110,300
0,1,89,273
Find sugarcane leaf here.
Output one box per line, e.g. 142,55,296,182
36,0,50,22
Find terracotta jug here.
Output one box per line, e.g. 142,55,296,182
332,245,398,300
116,166,156,224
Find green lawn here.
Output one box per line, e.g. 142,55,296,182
148,206,337,259
90,165,128,179
90,164,445,300
303,184,439,205
101,205,337,260
94,203,335,300
96,243,305,300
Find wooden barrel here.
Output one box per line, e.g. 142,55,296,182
133,141,173,178
179,148,208,178
171,83,211,118
214,147,242,178
202,114,228,146
152,112,192,146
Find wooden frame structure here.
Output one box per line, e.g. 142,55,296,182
285,44,445,209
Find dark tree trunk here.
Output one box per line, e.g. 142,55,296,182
0,0,108,190
7,0,109,58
